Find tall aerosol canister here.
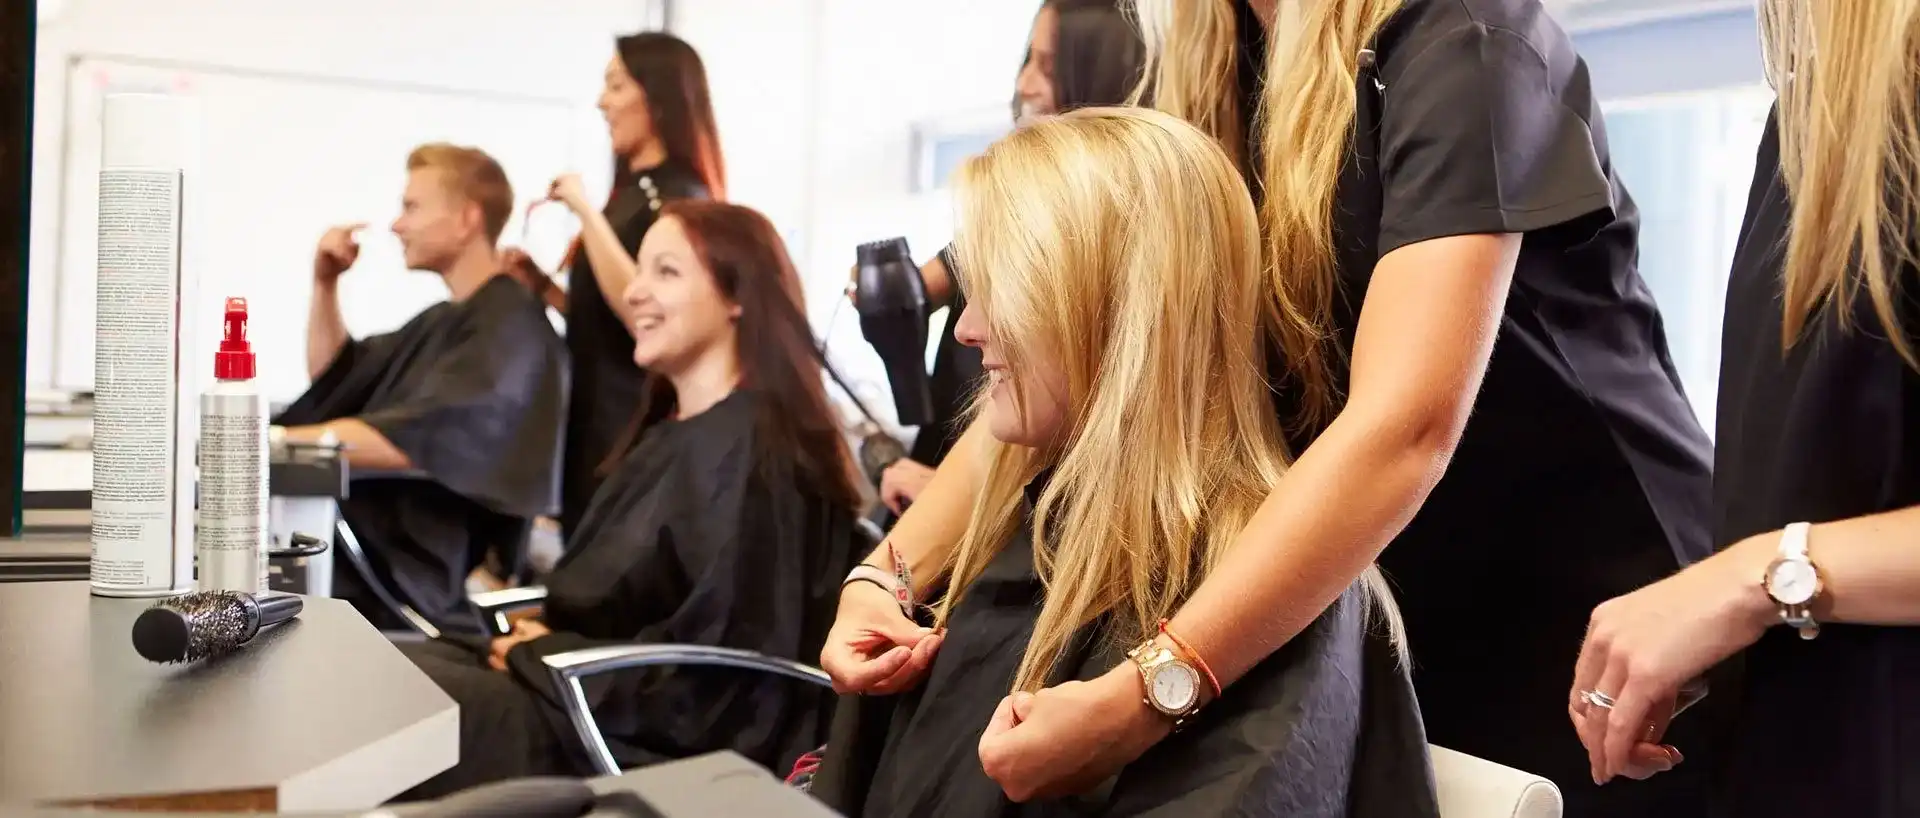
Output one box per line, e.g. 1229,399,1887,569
90,93,200,597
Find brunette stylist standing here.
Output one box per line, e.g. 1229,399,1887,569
822,1,1716,815
505,32,724,538
1574,2,1920,814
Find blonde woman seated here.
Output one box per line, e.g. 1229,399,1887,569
808,108,1438,817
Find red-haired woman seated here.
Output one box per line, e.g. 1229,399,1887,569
398,201,864,799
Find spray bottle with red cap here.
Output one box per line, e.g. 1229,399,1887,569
196,297,269,594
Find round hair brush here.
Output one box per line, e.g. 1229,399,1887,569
131,590,304,664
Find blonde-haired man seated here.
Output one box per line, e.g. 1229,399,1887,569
278,143,567,635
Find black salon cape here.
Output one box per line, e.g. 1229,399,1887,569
559,162,710,539
1230,2,1720,814
1711,109,1920,818
275,274,566,633
397,391,861,799
527,390,858,764
811,488,1438,817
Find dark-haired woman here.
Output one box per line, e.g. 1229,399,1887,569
399,201,863,800
506,32,727,538
875,0,1144,514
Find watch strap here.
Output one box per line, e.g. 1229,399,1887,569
1774,522,1820,639
1780,521,1811,561
844,564,914,619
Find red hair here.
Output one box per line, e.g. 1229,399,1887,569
601,201,860,512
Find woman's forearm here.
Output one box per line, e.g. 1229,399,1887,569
574,208,639,328
865,418,991,597
1719,504,1920,627
1164,233,1514,687
306,280,349,381
921,255,955,310
1166,404,1451,684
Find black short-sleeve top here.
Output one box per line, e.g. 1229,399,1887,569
1240,0,1717,786
1712,108,1920,818
558,162,709,537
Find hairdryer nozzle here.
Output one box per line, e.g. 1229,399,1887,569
856,237,914,269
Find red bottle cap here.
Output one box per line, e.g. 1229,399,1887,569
213,297,255,381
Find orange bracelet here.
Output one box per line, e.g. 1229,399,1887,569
1158,619,1222,699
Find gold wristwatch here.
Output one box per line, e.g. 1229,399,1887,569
1127,639,1204,726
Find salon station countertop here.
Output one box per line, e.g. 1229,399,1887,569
0,581,457,812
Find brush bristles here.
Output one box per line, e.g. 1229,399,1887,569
153,591,250,663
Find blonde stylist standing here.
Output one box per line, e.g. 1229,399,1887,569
822,1,1717,815
1574,2,1920,814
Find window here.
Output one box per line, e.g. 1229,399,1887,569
1601,86,1774,434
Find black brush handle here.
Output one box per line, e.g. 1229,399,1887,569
255,593,303,630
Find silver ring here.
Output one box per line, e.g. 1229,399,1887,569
1581,689,1617,711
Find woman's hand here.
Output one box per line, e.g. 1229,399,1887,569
820,579,942,694
977,664,1171,802
547,173,591,214
879,459,938,514
488,619,552,672
1571,536,1777,783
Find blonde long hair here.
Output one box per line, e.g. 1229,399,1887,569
939,108,1404,691
1131,0,1404,433
1762,0,1920,363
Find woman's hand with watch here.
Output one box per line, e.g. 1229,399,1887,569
1570,526,1806,784
977,633,1203,802
819,571,943,695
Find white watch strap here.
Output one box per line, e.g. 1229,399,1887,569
1775,521,1821,639
1780,521,1811,561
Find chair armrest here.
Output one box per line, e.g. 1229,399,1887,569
471,586,550,636
1429,744,1563,818
541,644,832,776
333,515,442,639
854,517,885,549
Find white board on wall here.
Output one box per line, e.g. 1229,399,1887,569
48,55,601,402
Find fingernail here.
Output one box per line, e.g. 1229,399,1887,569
1666,746,1684,764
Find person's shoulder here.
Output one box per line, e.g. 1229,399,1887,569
650,162,711,201
468,275,563,346
1377,0,1581,79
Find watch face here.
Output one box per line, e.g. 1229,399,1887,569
1149,663,1200,713
1768,559,1818,606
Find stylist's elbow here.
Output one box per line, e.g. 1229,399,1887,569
1341,396,1469,500
1341,231,1519,491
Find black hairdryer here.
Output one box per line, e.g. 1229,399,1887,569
855,238,935,427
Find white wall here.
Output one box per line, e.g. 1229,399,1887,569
29,0,657,397
672,0,1766,428
673,0,1041,424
